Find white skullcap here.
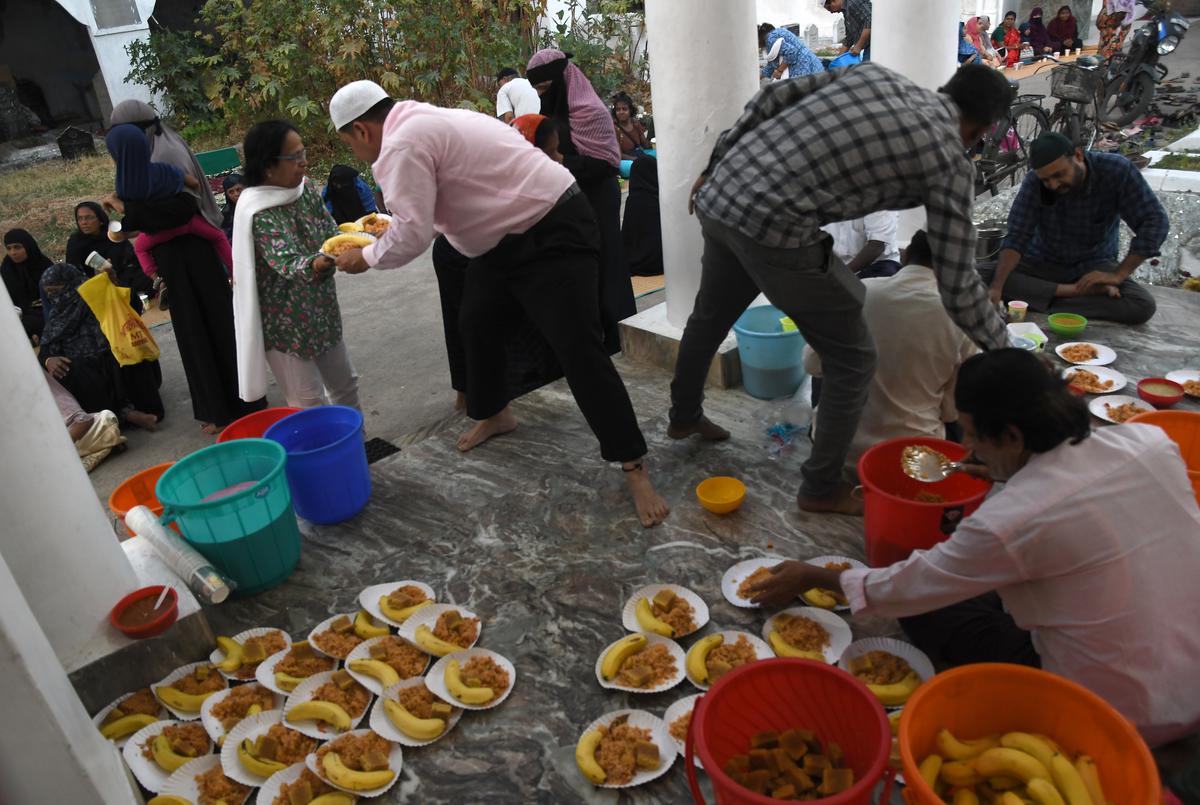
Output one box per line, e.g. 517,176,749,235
329,80,389,130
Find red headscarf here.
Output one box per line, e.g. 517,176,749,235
512,114,546,145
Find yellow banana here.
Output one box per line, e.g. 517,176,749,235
215,637,243,673
246,704,262,719
941,759,984,787
952,790,980,805
575,728,606,784
802,588,839,609
1034,734,1064,755
155,684,219,713
150,734,194,772
99,712,158,740
378,596,432,623
309,794,357,805
322,751,395,791
974,747,1052,783
146,797,192,805
321,233,374,254
285,700,352,731
445,659,494,705
348,659,400,688
635,598,675,637
988,776,1022,790
936,728,1000,760
238,738,288,777
1074,755,1105,805
338,222,365,233
1049,753,1094,805
1000,731,1057,770
275,671,306,692
601,633,648,680
382,698,445,741
888,710,902,736
867,672,921,706
353,610,390,640
917,754,943,788
767,631,824,660
413,625,464,657
997,793,1024,805
685,633,723,682
1028,777,1068,805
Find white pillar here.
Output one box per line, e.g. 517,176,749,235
0,301,140,672
645,0,760,329
90,27,158,120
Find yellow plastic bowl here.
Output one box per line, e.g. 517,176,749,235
696,476,746,514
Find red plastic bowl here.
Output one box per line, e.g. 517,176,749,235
108,585,178,639
1138,377,1185,408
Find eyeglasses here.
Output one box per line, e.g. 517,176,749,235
276,148,307,163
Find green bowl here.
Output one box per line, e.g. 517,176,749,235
1047,313,1088,336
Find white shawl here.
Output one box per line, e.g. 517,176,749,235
231,179,306,401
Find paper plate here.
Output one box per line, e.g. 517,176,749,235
594,633,686,694
1088,394,1152,425
355,212,394,231
254,761,307,805
219,708,311,787
154,661,229,720
397,603,481,656
305,729,403,799
358,581,437,629
1062,365,1127,394
1055,341,1116,366
92,689,167,749
662,694,703,766
426,648,517,711
1166,369,1200,396
319,232,376,259
282,670,372,740
200,682,284,745
209,627,293,682
721,557,789,608
159,753,252,805
368,678,464,747
307,614,366,660
761,607,852,664
838,636,936,710
685,630,773,691
803,555,867,612
122,719,213,793
578,709,676,789
344,636,431,695
255,643,339,697
620,584,710,638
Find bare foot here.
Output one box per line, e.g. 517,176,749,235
456,407,518,452
797,482,863,516
623,461,670,528
667,415,730,441
201,422,219,435
126,410,158,431
454,391,466,411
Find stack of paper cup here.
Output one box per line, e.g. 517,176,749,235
125,505,233,604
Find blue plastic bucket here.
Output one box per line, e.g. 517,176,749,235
828,52,863,70
264,405,370,525
733,304,807,400
156,438,300,595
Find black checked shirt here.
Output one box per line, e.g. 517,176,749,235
842,0,873,49
694,64,1007,350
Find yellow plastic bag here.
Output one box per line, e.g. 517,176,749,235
77,273,160,366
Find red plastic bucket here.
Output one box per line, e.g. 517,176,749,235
856,437,992,567
217,407,301,443
685,658,892,804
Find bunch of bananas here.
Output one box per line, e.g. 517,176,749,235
918,729,1107,804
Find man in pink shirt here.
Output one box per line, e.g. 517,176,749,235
751,349,1200,747
327,80,669,528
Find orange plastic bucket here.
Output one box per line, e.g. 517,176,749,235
899,664,1160,804
686,658,892,804
856,437,992,567
216,407,301,443
108,462,174,536
1128,410,1200,504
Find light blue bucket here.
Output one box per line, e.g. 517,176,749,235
733,304,807,400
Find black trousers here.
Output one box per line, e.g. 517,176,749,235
459,193,647,463
899,591,1041,668
580,175,636,354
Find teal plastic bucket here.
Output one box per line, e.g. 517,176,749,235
733,304,807,399
155,438,300,595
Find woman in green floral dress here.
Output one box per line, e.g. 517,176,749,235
231,120,360,409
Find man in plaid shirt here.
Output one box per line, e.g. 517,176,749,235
988,132,1166,324
668,63,1011,516
826,0,873,60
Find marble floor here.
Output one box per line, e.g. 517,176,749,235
195,287,1200,803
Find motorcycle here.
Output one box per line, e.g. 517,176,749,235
1100,0,1190,126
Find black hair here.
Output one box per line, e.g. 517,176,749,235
337,97,396,134
904,229,933,266
940,64,1014,127
497,67,518,81
533,117,559,152
758,22,776,46
241,119,298,187
1004,10,1016,18
955,349,1091,453
611,91,638,118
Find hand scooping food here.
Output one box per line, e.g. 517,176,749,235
901,445,968,483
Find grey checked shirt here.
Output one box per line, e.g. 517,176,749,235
695,64,1007,350
842,0,872,49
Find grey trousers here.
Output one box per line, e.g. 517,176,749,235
991,258,1157,324
670,212,876,497
265,340,361,411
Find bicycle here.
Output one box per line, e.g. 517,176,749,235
1040,58,1106,149
975,89,1050,197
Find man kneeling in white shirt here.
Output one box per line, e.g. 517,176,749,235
751,348,1200,747
805,230,978,472
822,209,901,279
